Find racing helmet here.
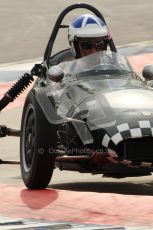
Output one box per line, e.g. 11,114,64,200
68,14,110,58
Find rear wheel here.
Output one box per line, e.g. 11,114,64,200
20,91,56,189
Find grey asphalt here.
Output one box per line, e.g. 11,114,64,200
0,0,153,63
0,0,153,195
1,3,153,230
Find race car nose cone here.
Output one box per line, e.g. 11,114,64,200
104,89,153,110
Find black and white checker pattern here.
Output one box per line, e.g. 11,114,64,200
102,120,153,148
101,120,153,168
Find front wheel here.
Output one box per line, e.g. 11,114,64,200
20,91,56,189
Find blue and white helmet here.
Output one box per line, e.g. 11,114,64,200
68,14,110,58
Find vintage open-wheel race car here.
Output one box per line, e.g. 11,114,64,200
1,3,153,189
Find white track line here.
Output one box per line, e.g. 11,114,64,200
117,40,153,48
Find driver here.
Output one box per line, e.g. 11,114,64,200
48,15,112,79
68,14,111,59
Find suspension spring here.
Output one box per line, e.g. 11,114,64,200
0,73,34,111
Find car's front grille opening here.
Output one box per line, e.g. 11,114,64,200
116,137,153,163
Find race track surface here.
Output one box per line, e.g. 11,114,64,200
1,183,153,228
1,1,153,229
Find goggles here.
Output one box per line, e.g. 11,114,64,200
79,40,107,51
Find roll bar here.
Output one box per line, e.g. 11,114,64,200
44,3,117,67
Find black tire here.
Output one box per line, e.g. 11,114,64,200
20,91,56,189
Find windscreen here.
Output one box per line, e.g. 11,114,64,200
59,51,131,77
